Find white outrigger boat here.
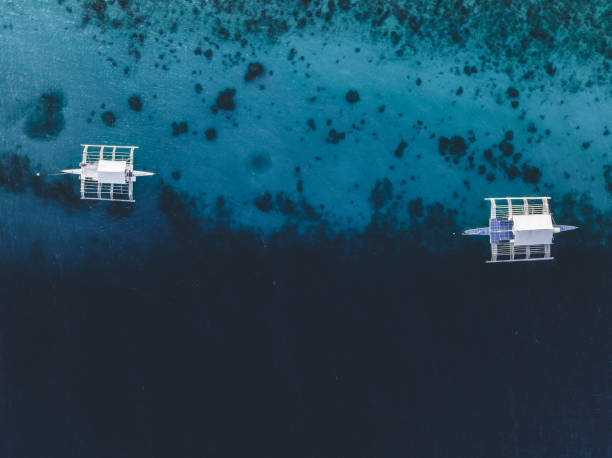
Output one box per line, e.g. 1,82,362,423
463,197,577,263
62,144,154,202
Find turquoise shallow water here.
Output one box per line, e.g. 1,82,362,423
1,0,611,245
0,2,611,457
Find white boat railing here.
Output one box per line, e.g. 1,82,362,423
81,144,137,165
487,242,552,263
485,197,550,219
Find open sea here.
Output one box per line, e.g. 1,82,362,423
1,1,611,457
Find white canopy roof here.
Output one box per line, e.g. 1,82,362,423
512,214,553,246
97,160,127,184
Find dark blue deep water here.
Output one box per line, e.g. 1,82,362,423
1,1,611,457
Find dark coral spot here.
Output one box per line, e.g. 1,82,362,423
171,170,181,180
128,95,142,112
245,62,264,81
346,89,360,104
89,0,107,20
506,87,519,98
195,83,203,94
369,178,393,210
522,164,541,184
101,111,116,126
306,118,316,130
438,137,449,155
505,165,520,180
394,140,407,158
24,92,66,140
254,192,273,212
499,140,514,156
327,129,346,144
464,65,477,76
448,136,467,155
408,16,423,33
215,88,236,111
439,136,467,156
276,192,296,215
204,128,217,140
172,121,188,136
